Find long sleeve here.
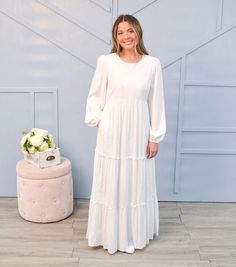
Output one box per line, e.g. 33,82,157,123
85,55,107,127
148,59,166,143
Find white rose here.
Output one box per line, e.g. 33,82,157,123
31,128,48,138
38,142,48,152
29,135,44,147
21,146,28,155
20,135,27,147
20,132,32,147
28,146,36,154
31,128,40,134
49,134,56,148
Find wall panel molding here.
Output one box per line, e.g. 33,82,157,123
173,56,186,194
184,80,236,87
112,0,118,23
36,0,111,44
132,0,160,15
174,77,236,194
182,127,236,133
163,23,236,68
0,6,95,68
181,149,236,155
216,0,224,31
0,87,59,146
89,0,111,12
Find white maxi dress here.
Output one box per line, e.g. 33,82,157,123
85,53,166,254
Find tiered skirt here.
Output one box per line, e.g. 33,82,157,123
86,99,159,254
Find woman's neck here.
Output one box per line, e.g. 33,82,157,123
119,50,142,62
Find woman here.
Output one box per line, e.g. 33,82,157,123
85,14,166,254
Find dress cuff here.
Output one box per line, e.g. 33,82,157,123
149,133,165,143
85,113,102,127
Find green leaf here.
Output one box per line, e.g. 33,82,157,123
21,130,28,136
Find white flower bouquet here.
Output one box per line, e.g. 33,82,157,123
20,128,61,168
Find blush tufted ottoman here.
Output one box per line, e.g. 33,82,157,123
16,157,73,223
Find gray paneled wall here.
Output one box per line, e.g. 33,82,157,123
0,0,236,201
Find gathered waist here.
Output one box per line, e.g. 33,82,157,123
104,98,148,108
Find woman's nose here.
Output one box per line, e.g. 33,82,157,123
123,32,130,39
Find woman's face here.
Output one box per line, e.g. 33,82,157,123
116,21,138,52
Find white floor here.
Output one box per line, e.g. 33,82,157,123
0,198,236,267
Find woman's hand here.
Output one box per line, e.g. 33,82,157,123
146,141,158,159
96,121,100,128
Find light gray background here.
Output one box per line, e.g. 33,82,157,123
0,0,236,202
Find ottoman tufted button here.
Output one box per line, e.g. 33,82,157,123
16,157,73,223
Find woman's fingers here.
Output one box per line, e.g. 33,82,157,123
146,143,150,158
147,142,159,158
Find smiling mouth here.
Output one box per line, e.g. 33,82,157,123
123,41,133,45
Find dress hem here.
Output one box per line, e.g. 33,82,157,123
86,232,159,254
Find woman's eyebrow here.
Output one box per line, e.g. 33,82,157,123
117,28,133,32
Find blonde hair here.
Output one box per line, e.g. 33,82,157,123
110,14,149,55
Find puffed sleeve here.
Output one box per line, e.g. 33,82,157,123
85,55,107,127
148,59,166,143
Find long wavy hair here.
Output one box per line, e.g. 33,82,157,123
110,14,149,55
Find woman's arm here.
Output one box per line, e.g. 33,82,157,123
148,59,166,143
85,55,107,127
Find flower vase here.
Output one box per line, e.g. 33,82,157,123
24,147,61,168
